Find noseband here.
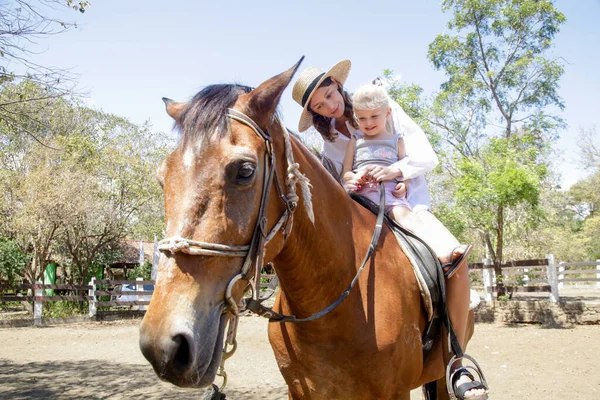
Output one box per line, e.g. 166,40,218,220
158,108,299,314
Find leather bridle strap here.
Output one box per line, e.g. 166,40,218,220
245,182,386,323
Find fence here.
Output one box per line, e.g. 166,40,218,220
558,260,600,289
0,278,154,325
469,255,560,302
1,274,279,325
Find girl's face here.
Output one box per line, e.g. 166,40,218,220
309,81,345,119
354,106,392,138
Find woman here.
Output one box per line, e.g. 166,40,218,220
291,60,488,399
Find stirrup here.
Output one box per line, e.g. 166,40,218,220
442,244,472,278
446,354,489,399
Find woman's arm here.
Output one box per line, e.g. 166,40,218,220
388,100,438,180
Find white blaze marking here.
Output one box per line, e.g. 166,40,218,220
183,147,195,169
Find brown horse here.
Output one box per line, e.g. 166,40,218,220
139,59,475,399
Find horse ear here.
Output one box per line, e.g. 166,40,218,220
243,57,304,127
163,97,187,121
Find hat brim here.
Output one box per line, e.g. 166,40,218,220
297,60,351,132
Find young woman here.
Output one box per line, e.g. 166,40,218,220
292,60,488,399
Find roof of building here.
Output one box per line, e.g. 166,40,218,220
112,239,156,265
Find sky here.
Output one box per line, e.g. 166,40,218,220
20,0,600,189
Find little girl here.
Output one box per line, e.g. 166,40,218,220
342,84,470,269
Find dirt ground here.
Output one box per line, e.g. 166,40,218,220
1,317,599,400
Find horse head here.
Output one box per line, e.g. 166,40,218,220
139,59,307,387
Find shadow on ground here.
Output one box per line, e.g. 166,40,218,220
0,359,287,400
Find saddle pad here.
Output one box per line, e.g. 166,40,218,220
385,215,444,323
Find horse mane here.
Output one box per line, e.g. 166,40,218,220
177,84,254,146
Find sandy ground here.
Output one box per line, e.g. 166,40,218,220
1,316,599,399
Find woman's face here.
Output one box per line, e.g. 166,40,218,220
309,81,345,119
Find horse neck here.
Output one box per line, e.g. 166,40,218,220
271,136,374,316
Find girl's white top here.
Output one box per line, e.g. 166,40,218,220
322,99,438,212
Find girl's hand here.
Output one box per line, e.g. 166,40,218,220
392,181,406,198
342,172,364,193
363,165,402,182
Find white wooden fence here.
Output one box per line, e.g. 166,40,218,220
470,256,600,303
558,259,600,289
469,255,559,302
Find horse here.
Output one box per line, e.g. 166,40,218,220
138,59,475,399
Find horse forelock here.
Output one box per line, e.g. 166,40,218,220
176,84,254,148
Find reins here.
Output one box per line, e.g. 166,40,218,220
245,183,386,322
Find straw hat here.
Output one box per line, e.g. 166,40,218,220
292,60,351,132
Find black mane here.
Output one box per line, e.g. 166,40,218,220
178,84,254,146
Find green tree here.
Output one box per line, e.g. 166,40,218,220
0,81,171,283
0,238,31,284
427,0,566,272
0,1,90,146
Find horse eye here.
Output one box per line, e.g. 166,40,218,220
236,163,255,183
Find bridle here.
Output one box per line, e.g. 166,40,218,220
156,107,385,391
158,108,299,316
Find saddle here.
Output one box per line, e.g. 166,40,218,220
350,194,447,359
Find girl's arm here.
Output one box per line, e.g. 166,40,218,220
341,137,357,182
397,136,406,160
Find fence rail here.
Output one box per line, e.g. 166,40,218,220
1,273,279,325
469,256,600,302
0,278,155,325
558,260,600,288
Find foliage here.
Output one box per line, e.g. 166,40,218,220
127,261,153,280
0,1,91,145
425,0,566,265
0,237,31,284
43,300,87,318
0,80,173,283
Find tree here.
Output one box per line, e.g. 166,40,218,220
0,1,90,146
426,0,566,271
0,80,171,283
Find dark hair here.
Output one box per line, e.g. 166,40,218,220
308,77,357,142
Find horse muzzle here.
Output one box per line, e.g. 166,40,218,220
139,308,228,387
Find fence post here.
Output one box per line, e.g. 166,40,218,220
482,258,493,301
34,280,43,326
558,262,565,289
523,268,529,287
546,254,559,303
136,277,143,310
136,277,143,300
88,277,97,318
597,260,600,289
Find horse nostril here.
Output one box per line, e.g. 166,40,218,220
172,334,191,370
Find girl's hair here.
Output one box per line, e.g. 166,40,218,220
351,84,390,110
308,77,357,142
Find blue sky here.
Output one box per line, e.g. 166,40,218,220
23,0,600,189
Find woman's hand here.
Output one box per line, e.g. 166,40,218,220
362,165,402,182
